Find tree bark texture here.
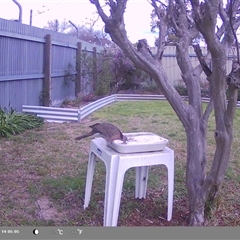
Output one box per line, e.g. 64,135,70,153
90,0,240,226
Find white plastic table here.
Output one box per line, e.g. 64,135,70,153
83,137,174,226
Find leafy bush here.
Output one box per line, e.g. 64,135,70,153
95,46,151,95
140,78,158,92
175,84,188,96
0,108,44,138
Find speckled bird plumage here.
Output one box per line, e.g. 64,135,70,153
75,122,128,143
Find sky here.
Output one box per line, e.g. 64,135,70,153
0,0,158,46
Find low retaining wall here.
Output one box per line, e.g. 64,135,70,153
22,94,240,123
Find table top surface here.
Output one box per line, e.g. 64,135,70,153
91,137,174,157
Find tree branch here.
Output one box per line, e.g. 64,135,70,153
89,0,190,127
193,44,212,77
202,98,214,123
229,0,240,63
89,0,110,24
150,0,168,61
226,60,240,125
218,0,228,25
168,1,202,113
191,0,224,57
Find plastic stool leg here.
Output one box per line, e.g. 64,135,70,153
110,168,126,226
167,153,174,221
103,155,120,226
135,167,141,198
135,166,149,199
84,152,96,209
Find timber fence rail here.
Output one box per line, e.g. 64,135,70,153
22,94,240,123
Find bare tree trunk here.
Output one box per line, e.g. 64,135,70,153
184,68,236,226
89,0,240,226
185,111,207,225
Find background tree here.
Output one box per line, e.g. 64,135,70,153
44,18,150,96
44,18,71,33
44,18,112,45
94,44,154,95
89,0,240,226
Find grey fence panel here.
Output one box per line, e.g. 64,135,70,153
51,44,76,73
0,18,103,112
51,75,75,107
1,78,43,112
0,18,101,51
0,31,44,111
151,45,234,85
0,36,44,78
50,44,77,106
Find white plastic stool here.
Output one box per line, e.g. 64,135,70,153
83,137,174,226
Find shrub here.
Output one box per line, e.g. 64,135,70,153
0,108,44,138
175,84,188,96
140,78,158,92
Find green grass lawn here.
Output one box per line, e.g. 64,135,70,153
0,100,239,226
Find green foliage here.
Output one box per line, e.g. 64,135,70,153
95,47,151,95
175,83,188,96
42,176,85,201
0,108,44,138
63,46,152,100
39,88,51,106
64,63,76,87
81,49,94,80
140,78,158,92
95,57,112,96
236,89,240,101
204,192,221,219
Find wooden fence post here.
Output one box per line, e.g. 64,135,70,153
93,46,97,93
75,42,82,98
43,34,52,106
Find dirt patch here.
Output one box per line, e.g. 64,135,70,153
36,196,65,222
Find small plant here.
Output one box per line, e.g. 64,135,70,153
174,82,188,96
39,89,51,106
140,78,158,92
64,63,76,87
95,56,112,96
0,108,44,138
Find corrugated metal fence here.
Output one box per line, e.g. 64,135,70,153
22,94,240,123
150,46,235,85
0,18,103,112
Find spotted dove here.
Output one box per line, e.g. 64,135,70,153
75,122,128,143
